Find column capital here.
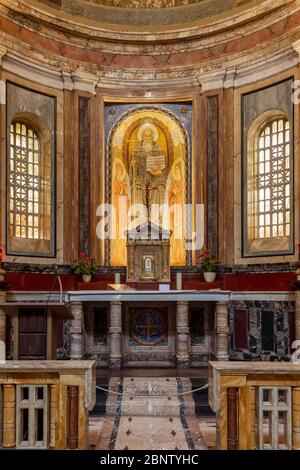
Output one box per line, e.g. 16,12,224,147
73,71,98,95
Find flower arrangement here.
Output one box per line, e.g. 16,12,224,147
198,248,219,273
74,253,99,276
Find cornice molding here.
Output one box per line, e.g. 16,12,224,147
96,74,201,89
233,49,298,87
0,46,297,92
200,48,298,92
2,53,98,93
292,38,300,55
0,44,7,66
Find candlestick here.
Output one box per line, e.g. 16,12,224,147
176,272,182,290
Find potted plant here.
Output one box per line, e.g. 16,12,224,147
74,252,99,283
198,249,219,283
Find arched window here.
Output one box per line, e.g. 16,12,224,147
8,119,52,256
256,119,290,239
245,113,293,256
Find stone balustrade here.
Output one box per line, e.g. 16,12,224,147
0,361,96,450
209,361,300,450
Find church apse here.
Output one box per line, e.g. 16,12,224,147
105,103,192,267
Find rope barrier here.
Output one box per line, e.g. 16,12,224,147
95,383,208,398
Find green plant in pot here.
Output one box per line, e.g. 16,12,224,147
74,252,99,283
198,249,219,283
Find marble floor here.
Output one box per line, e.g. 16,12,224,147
89,415,216,450
89,376,216,451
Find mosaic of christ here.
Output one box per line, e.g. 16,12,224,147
109,108,188,266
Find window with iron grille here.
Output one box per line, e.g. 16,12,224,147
245,114,293,256
9,122,43,240
7,120,52,256
256,119,290,240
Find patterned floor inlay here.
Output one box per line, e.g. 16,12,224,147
89,376,214,450
115,416,189,450
92,416,210,450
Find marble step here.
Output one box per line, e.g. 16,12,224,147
91,377,211,417
121,377,192,396
190,379,214,416
106,396,195,417
91,377,109,416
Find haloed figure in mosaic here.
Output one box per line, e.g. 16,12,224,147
130,123,168,216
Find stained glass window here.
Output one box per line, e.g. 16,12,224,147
9,121,50,242
256,118,290,240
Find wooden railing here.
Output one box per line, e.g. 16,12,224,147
209,361,300,450
0,361,95,449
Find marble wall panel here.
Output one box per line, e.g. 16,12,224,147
230,300,295,360
57,319,71,359
206,95,218,256
79,97,90,255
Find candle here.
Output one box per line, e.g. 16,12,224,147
176,272,182,290
0,341,5,364
115,272,121,284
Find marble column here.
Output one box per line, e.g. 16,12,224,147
292,386,300,450
50,384,59,448
249,386,257,450
176,301,189,368
0,309,6,362
70,302,83,360
215,301,229,361
109,301,122,368
3,384,16,448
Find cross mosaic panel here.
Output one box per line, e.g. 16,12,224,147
129,308,167,345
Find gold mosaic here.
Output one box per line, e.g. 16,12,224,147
88,0,201,8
